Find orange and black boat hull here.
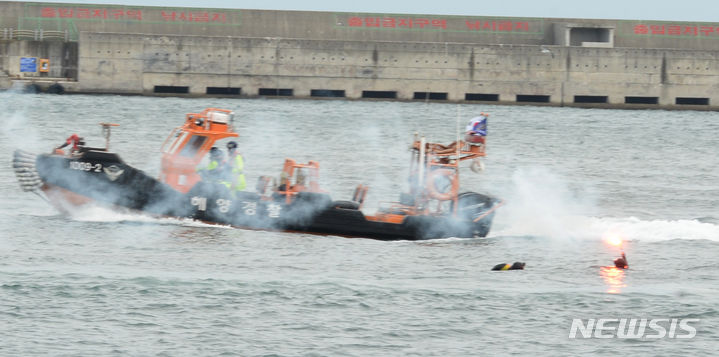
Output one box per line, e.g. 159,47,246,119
16,150,498,240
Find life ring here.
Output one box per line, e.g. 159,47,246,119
426,169,459,201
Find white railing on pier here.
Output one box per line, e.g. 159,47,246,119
2,28,70,41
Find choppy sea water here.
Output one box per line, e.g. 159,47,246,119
1,91,718,356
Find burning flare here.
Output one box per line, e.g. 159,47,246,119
605,233,623,247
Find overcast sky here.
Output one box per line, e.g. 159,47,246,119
17,0,719,22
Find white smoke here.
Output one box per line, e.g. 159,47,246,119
490,166,599,239
0,92,45,151
576,216,719,242
489,166,719,242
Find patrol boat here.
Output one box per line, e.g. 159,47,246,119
12,108,501,240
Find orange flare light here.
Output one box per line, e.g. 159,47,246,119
606,235,623,247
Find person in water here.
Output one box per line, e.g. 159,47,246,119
491,262,525,271
225,141,246,192
614,253,628,269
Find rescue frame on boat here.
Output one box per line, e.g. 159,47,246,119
12,108,501,240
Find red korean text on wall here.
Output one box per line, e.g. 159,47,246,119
159,11,226,23
39,7,229,24
633,24,719,37
348,17,447,29
41,7,142,20
465,20,530,32
346,16,533,33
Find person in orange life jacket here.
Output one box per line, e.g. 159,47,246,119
225,141,246,191
55,134,85,154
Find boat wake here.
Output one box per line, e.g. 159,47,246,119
488,166,718,242
59,165,719,242
64,204,719,242
492,215,719,242
66,204,229,229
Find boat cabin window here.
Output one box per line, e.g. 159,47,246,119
179,135,208,158
295,168,308,185
164,131,189,154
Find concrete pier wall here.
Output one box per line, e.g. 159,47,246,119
0,40,77,78
75,32,719,108
2,1,719,110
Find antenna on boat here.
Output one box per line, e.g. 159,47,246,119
418,136,426,192
100,123,120,151
456,106,461,161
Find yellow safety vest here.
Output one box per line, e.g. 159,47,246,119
196,160,231,188
228,153,246,191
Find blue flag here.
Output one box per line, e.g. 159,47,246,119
466,116,487,136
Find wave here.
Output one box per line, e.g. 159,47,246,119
63,199,718,242
492,215,719,242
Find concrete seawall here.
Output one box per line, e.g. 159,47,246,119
2,1,719,110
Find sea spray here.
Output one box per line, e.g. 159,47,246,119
491,166,598,239
490,166,719,242
582,216,719,242
0,92,46,151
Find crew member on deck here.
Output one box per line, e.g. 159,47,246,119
225,141,246,192
55,134,85,154
197,147,228,185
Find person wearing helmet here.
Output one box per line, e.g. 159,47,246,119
196,146,227,184
225,141,246,192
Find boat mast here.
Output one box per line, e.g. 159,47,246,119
100,123,119,151
418,136,426,192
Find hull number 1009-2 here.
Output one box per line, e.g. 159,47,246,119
69,161,102,172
